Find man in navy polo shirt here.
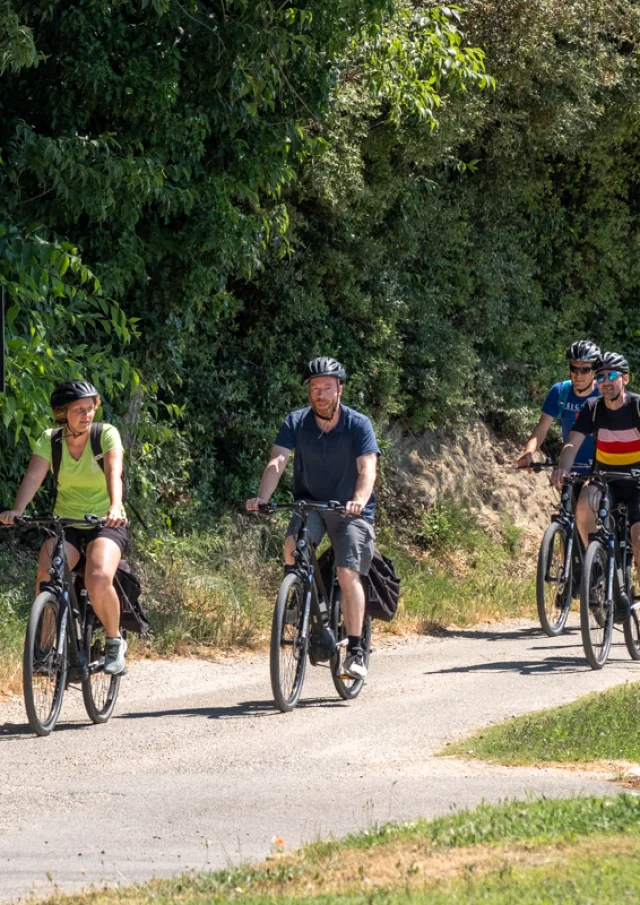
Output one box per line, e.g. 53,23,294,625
246,356,380,680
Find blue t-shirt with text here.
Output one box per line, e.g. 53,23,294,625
542,381,599,469
274,405,381,520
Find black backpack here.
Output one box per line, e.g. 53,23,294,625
113,560,149,636
362,549,400,622
51,424,150,636
317,546,400,622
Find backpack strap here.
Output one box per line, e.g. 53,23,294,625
590,397,605,471
557,380,572,419
51,427,64,481
90,422,105,472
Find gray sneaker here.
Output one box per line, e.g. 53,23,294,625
104,637,127,675
344,648,367,680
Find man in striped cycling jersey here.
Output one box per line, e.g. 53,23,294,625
552,351,640,617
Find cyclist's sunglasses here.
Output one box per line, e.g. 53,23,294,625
596,370,624,383
569,365,594,375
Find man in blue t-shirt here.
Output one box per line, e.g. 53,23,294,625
515,340,600,473
246,356,380,680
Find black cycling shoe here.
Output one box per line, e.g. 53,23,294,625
308,626,337,664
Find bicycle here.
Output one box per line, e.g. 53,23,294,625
257,500,372,712
580,471,640,669
519,461,587,636
11,515,124,736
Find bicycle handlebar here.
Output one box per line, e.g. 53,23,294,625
583,470,640,484
256,500,347,514
6,514,105,529
516,462,555,473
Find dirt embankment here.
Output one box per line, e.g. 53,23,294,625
386,421,556,542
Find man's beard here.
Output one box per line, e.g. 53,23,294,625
312,398,339,422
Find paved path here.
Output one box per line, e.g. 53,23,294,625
1,615,639,902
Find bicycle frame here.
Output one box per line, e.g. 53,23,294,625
587,476,635,608
260,501,342,650
552,476,587,592
17,516,105,681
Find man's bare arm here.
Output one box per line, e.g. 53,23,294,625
346,453,377,516
551,431,586,488
245,445,292,510
515,413,555,467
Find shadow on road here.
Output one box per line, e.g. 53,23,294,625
0,720,93,739
117,696,348,722
424,651,633,677
434,625,566,642
0,697,348,738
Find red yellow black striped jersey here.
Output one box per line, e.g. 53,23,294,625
573,392,640,473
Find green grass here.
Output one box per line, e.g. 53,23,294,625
308,794,640,853
443,681,640,764
0,536,38,690
30,796,640,905
377,503,534,631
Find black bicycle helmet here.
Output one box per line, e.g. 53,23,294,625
302,356,346,384
567,340,600,363
595,351,629,374
50,379,99,410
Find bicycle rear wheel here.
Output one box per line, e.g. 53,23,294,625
330,589,371,700
536,522,571,636
82,609,121,723
623,566,640,660
270,573,307,712
23,591,67,736
580,541,613,670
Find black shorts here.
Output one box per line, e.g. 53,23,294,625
64,525,129,558
608,481,640,528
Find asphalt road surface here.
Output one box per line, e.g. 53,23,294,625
2,615,639,902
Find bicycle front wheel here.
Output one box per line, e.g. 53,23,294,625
330,589,371,701
270,573,307,712
82,609,121,723
23,591,68,736
536,521,571,636
580,541,613,670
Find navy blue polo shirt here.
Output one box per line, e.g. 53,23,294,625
274,405,381,520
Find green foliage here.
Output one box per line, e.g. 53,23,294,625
2,0,640,518
414,498,480,551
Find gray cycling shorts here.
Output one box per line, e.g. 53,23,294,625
286,510,375,575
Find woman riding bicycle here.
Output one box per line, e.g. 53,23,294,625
0,380,129,675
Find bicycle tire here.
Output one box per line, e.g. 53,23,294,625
82,609,121,723
536,521,571,636
580,541,613,670
330,588,371,700
23,591,67,736
270,573,307,712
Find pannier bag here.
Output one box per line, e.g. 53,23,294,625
363,549,400,622
316,546,400,622
114,560,150,636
